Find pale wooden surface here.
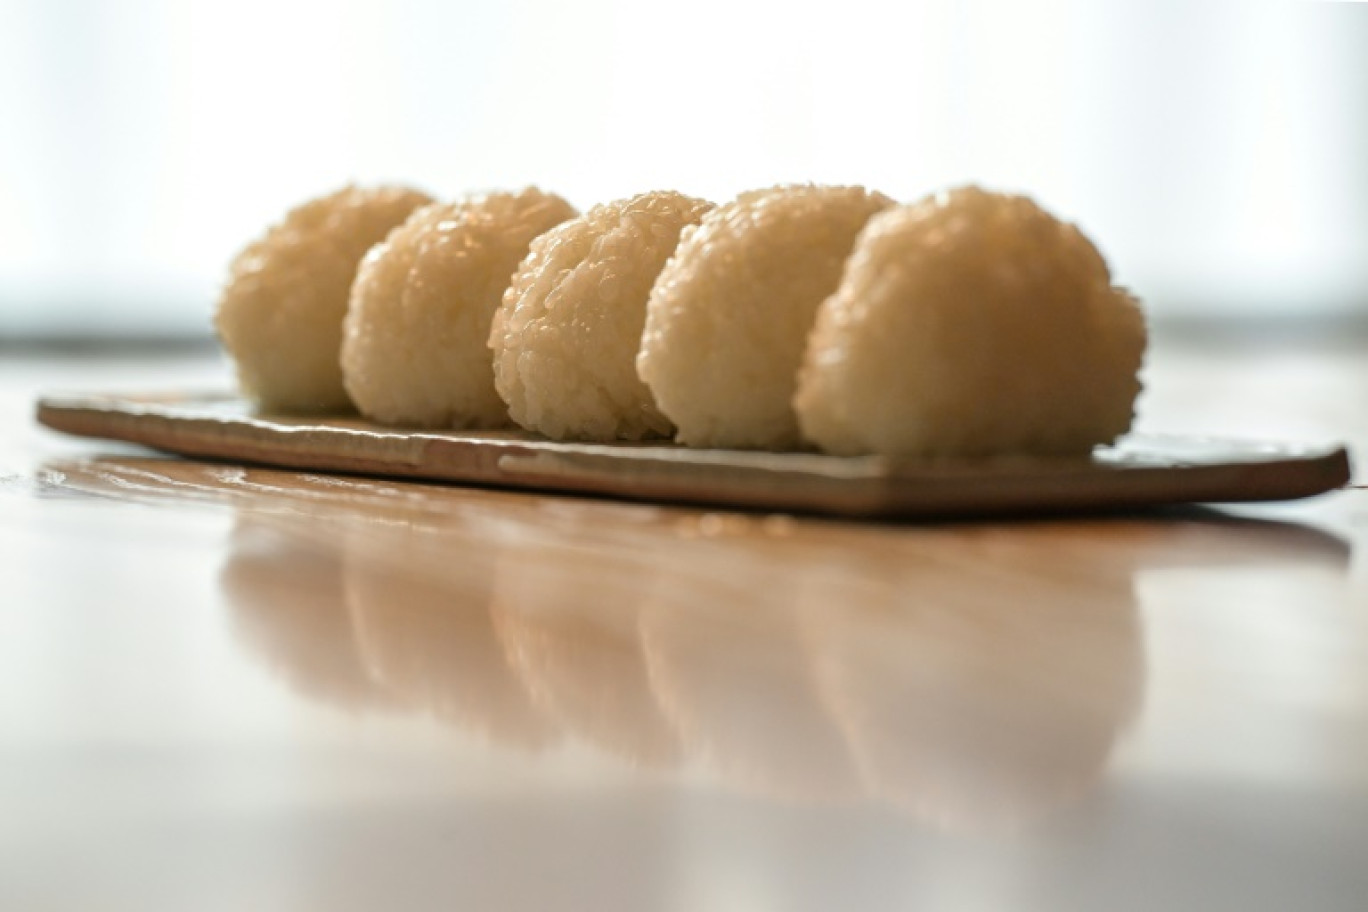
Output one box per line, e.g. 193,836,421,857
35,391,1351,517
3,340,1368,911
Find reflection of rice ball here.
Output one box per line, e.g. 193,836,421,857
344,524,558,750
637,185,893,450
490,542,681,766
342,188,577,428
490,191,712,441
222,517,390,709
795,187,1146,457
802,542,1143,827
215,185,433,413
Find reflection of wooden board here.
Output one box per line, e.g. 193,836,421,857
36,390,1352,519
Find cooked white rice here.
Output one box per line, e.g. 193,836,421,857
637,184,892,450
794,187,1147,457
490,190,713,441
214,185,433,413
341,188,577,428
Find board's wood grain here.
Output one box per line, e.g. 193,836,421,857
35,390,1351,517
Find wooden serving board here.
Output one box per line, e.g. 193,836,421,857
36,390,1352,519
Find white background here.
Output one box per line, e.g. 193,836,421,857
1,0,1365,335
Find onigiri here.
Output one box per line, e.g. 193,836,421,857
214,185,433,413
490,190,713,441
794,186,1146,458
637,184,892,450
341,188,577,428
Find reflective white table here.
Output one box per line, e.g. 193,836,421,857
3,339,1366,911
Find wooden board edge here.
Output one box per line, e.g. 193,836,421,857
34,395,1355,520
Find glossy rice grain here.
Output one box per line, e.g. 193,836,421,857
214,185,433,413
491,191,713,441
342,188,577,428
794,187,1147,457
637,185,893,450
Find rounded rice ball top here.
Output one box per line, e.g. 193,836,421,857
341,187,577,428
637,184,893,450
214,185,433,413
491,190,714,441
794,186,1147,458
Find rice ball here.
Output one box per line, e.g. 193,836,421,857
637,184,893,450
215,185,434,413
490,190,713,441
794,186,1146,458
341,188,577,428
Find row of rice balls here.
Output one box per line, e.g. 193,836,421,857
215,183,1145,457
